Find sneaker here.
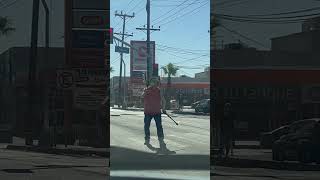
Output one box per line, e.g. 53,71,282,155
144,139,150,145
159,141,167,150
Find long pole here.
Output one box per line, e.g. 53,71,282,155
115,12,134,108
119,14,126,108
41,0,49,48
146,0,151,84
123,61,126,108
26,0,40,146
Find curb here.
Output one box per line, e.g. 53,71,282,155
6,145,109,157
112,108,144,112
212,157,320,171
171,111,209,116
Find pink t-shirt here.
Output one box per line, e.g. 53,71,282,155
144,87,161,115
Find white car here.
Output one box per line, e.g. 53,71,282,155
170,100,178,110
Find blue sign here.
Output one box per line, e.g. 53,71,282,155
72,30,105,48
131,71,144,78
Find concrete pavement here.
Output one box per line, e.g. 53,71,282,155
110,108,210,179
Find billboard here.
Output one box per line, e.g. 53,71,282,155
130,41,155,73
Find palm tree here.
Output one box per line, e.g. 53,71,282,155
0,16,15,36
161,63,179,109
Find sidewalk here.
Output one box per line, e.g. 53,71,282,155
3,137,109,157
212,142,320,171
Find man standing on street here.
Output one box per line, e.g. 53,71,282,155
142,77,167,150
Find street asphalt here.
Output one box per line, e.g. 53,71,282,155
212,166,320,180
0,147,108,180
110,108,211,180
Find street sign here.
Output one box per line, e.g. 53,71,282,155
73,87,107,110
115,46,129,54
56,69,75,89
132,64,147,71
72,30,106,48
73,11,109,29
131,71,144,78
70,48,105,67
73,0,109,10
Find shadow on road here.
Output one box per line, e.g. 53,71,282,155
211,173,281,179
110,146,210,170
110,176,182,180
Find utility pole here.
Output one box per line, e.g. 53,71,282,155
26,0,40,146
136,0,160,86
114,11,134,108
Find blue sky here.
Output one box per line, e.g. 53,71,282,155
110,0,210,78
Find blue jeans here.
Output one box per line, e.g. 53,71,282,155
144,114,164,141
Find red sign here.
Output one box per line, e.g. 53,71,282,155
81,16,103,25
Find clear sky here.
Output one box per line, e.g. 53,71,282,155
110,0,210,78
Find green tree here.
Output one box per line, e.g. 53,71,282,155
0,16,15,36
161,63,179,109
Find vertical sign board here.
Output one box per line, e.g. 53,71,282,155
66,0,109,147
69,0,109,110
130,41,155,96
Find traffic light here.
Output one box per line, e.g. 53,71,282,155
109,28,113,44
153,63,159,77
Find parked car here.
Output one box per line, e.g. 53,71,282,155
260,125,289,148
170,100,178,110
191,101,201,109
262,119,318,148
272,118,320,163
195,99,210,113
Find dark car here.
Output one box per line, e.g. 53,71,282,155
272,118,320,163
191,101,201,109
195,99,210,113
263,119,317,149
260,125,289,148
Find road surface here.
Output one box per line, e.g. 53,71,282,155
110,108,210,180
0,147,107,180
212,166,320,180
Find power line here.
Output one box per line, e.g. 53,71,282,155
156,43,209,52
127,0,144,14
220,24,268,49
158,0,209,27
247,7,320,17
173,54,210,65
152,0,205,7
215,12,320,20
216,15,317,24
152,0,191,24
216,0,252,9
0,0,20,10
123,0,136,12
